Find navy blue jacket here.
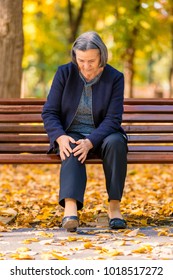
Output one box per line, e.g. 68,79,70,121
42,62,126,152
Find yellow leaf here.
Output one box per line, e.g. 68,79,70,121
140,20,151,29
0,208,17,225
51,252,69,260
95,246,103,250
110,250,124,256
17,247,31,252
126,228,139,237
10,253,34,260
140,219,148,226
41,250,69,260
132,244,153,254
68,236,78,242
84,242,94,249
98,248,109,254
158,230,169,236
21,238,39,244
35,231,54,238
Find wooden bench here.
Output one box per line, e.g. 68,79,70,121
0,98,173,164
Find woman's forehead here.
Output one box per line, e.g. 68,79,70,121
76,49,100,59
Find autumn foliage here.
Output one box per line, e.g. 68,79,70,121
0,163,173,230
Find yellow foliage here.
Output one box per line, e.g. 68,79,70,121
140,20,151,29
41,251,69,260
110,250,124,256
132,244,153,254
0,163,173,230
157,230,169,236
21,238,40,244
51,252,69,260
16,247,31,252
84,242,94,249
10,253,35,260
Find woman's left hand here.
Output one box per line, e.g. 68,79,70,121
73,139,93,163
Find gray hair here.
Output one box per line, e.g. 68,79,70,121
71,31,108,67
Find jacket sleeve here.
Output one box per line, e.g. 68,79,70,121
87,73,125,148
41,68,66,148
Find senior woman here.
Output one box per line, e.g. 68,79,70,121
42,31,128,232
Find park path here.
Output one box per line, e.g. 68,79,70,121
0,226,173,260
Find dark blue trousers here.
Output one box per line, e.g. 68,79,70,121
59,132,128,210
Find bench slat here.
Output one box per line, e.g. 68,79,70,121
0,98,45,105
0,124,172,134
1,104,173,114
123,114,173,122
0,144,48,153
0,153,173,164
0,144,172,153
124,105,173,113
124,98,173,105
0,114,42,123
128,145,173,151
123,125,173,133
128,135,173,142
0,134,48,143
0,124,45,133
1,134,173,143
0,105,42,113
0,113,173,123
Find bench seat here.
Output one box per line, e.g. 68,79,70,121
0,98,173,164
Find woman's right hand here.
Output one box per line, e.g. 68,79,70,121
56,135,76,161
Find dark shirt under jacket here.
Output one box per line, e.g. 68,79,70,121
42,62,126,153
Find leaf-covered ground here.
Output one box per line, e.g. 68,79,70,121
0,163,173,230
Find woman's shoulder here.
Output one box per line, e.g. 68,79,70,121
102,65,124,83
58,62,77,73
53,62,78,82
105,64,123,77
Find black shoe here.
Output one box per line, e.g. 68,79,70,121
108,217,127,229
62,216,78,232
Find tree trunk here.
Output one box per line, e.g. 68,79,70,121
0,0,23,98
124,47,135,98
67,0,88,44
123,0,141,98
169,3,173,97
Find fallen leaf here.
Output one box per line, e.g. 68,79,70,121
126,228,140,237
21,238,40,244
10,253,35,260
16,247,31,252
84,242,94,249
132,244,153,254
0,208,17,224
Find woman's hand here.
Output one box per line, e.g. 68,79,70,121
72,139,93,163
56,135,76,161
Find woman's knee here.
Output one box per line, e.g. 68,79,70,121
102,133,127,151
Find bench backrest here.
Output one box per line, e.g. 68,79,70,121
0,98,173,164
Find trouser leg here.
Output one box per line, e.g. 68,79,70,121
59,133,86,210
100,132,128,201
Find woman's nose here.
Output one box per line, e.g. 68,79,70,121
83,62,90,69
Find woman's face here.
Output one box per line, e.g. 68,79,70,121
75,49,102,81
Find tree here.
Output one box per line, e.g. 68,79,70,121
114,0,141,98
167,0,173,97
22,0,172,98
23,0,88,97
0,0,23,98
67,0,88,44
